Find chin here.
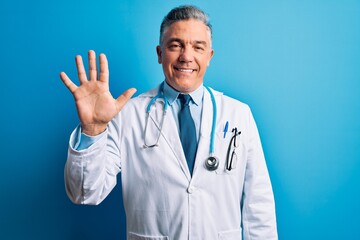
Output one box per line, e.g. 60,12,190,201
167,77,200,93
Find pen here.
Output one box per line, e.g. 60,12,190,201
223,121,229,138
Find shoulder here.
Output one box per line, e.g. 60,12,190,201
123,85,160,108
207,86,251,113
118,84,162,119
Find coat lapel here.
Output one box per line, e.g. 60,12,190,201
148,98,191,181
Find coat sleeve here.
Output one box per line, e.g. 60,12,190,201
64,115,122,205
241,109,278,240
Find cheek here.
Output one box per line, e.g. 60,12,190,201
200,57,211,69
164,51,179,63
198,61,208,71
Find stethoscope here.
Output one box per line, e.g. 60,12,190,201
143,82,220,171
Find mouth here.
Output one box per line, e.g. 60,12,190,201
174,66,197,73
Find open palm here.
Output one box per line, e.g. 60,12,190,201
60,50,136,135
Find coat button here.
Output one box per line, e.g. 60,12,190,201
187,186,196,194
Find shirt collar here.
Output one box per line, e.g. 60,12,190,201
163,81,204,106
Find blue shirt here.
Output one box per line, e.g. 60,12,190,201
74,81,204,150
163,81,204,142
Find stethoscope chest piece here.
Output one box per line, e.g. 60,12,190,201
205,156,219,171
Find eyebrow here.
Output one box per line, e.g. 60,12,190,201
166,38,182,45
193,40,207,46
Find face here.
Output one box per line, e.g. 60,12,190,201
156,19,214,93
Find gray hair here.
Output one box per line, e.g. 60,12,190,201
159,5,212,44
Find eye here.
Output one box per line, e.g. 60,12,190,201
194,45,205,52
168,44,181,51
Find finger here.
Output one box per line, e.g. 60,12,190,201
115,88,137,110
88,50,97,81
60,72,78,93
75,55,88,84
99,53,109,83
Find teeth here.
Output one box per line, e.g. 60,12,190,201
177,68,193,73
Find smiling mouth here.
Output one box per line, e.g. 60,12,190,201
174,66,197,73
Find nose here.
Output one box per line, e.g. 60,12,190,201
178,46,194,63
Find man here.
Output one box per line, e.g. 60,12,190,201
60,5,278,240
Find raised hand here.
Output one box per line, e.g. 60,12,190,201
60,50,136,136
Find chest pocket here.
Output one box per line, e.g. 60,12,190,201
214,130,246,175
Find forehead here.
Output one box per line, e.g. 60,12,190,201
162,19,211,43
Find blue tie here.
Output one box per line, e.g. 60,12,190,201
178,94,198,175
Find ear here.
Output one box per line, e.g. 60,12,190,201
156,45,162,64
208,49,214,66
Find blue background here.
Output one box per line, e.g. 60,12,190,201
1,0,359,239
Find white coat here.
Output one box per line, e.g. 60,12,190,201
65,84,278,240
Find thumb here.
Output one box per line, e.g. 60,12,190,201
115,88,137,110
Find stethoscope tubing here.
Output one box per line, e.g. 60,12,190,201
144,82,219,171
204,85,217,156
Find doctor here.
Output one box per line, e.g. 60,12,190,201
60,5,278,240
